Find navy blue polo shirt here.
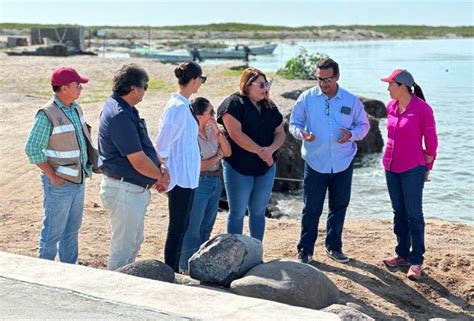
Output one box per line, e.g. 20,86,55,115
98,94,160,186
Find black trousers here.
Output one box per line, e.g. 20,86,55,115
165,185,195,272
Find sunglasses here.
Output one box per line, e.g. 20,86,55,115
135,83,148,91
200,76,207,84
317,76,334,84
251,78,272,89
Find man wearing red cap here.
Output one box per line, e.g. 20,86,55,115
25,66,98,264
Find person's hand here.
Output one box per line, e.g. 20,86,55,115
425,170,431,182
300,130,315,142
49,174,66,186
337,128,352,144
207,117,219,131
257,147,274,167
424,152,434,164
153,165,170,193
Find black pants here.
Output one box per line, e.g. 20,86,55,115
165,185,195,272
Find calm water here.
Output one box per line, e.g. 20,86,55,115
243,38,474,225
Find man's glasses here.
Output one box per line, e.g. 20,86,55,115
68,83,83,90
200,76,207,84
317,76,334,84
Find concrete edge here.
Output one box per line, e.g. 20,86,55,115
0,252,338,320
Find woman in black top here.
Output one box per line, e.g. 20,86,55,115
217,67,285,241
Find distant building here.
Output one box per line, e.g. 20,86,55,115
30,27,85,52
7,37,28,47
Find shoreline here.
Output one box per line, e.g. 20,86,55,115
0,55,472,320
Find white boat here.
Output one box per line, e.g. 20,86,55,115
129,49,192,63
188,43,277,60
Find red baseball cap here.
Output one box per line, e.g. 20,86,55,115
51,67,89,86
380,69,415,87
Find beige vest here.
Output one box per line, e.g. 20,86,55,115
40,100,97,183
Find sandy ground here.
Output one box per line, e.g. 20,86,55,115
0,55,472,320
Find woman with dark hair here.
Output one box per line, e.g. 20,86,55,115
155,61,207,272
380,69,438,281
217,67,285,241
178,97,231,274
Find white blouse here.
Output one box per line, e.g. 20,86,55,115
155,93,200,191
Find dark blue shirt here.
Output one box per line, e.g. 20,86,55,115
98,94,160,186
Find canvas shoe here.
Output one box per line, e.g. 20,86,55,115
326,248,350,263
383,255,410,268
407,265,422,281
297,249,312,264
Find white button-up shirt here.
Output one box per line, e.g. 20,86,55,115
155,93,200,191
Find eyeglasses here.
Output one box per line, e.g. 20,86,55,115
200,76,207,84
325,99,330,116
68,83,82,89
317,76,334,84
251,79,272,89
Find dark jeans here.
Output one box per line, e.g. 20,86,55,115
165,185,195,272
298,162,353,255
385,166,426,265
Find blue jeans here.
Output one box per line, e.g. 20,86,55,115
179,174,223,271
223,161,276,241
385,166,426,265
39,173,85,264
298,162,353,255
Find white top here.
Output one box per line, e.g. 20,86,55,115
155,93,200,191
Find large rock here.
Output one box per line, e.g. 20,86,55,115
359,96,387,119
274,113,304,192
230,260,340,310
356,114,384,154
115,259,175,283
189,234,263,287
322,304,375,320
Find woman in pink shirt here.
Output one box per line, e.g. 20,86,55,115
380,69,438,281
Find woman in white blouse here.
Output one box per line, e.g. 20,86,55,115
155,61,206,272
178,97,231,274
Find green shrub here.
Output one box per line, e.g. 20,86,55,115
276,49,329,80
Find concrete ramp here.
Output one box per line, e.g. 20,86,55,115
0,252,338,320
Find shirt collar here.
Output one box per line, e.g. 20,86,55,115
172,92,191,106
111,93,139,116
53,95,77,110
314,85,342,100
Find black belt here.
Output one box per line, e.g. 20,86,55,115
105,175,152,189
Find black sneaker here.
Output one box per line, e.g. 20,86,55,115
298,249,312,263
326,248,350,263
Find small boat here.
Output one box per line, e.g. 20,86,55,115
129,49,192,63
187,43,277,60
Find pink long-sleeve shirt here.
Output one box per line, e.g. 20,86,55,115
383,95,438,173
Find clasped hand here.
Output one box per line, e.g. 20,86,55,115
257,146,274,167
151,166,170,193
